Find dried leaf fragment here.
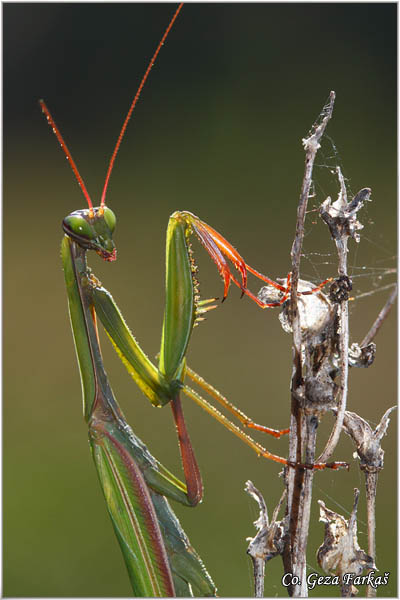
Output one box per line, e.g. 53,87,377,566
320,184,371,244
348,343,376,369
245,481,285,597
317,490,375,595
341,407,396,472
245,481,285,562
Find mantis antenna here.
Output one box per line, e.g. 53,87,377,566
39,99,94,212
40,2,184,216
100,2,184,209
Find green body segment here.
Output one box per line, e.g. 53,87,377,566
151,493,217,596
61,236,96,420
61,231,216,597
90,424,175,597
159,213,196,383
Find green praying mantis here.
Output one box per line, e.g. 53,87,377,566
42,4,345,596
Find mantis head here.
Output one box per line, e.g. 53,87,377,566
63,206,117,261
39,99,118,261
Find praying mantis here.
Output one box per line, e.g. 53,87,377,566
42,3,346,596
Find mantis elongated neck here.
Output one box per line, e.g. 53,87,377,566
64,238,123,424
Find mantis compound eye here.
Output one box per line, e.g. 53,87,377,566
103,207,116,233
63,213,94,240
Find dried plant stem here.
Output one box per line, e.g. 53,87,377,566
289,417,318,590
361,285,397,347
283,92,336,597
341,489,360,597
246,482,269,598
252,554,266,598
318,167,349,464
365,474,378,598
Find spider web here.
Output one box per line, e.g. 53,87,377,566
296,130,396,312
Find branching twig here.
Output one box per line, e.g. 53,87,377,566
360,285,397,347
318,172,371,464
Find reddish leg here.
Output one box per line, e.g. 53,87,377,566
186,365,289,439
246,422,290,438
183,383,349,471
170,395,203,506
229,271,292,308
299,277,333,295
179,212,333,309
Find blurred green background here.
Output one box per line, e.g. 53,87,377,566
4,3,396,597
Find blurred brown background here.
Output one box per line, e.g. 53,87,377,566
4,3,396,597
